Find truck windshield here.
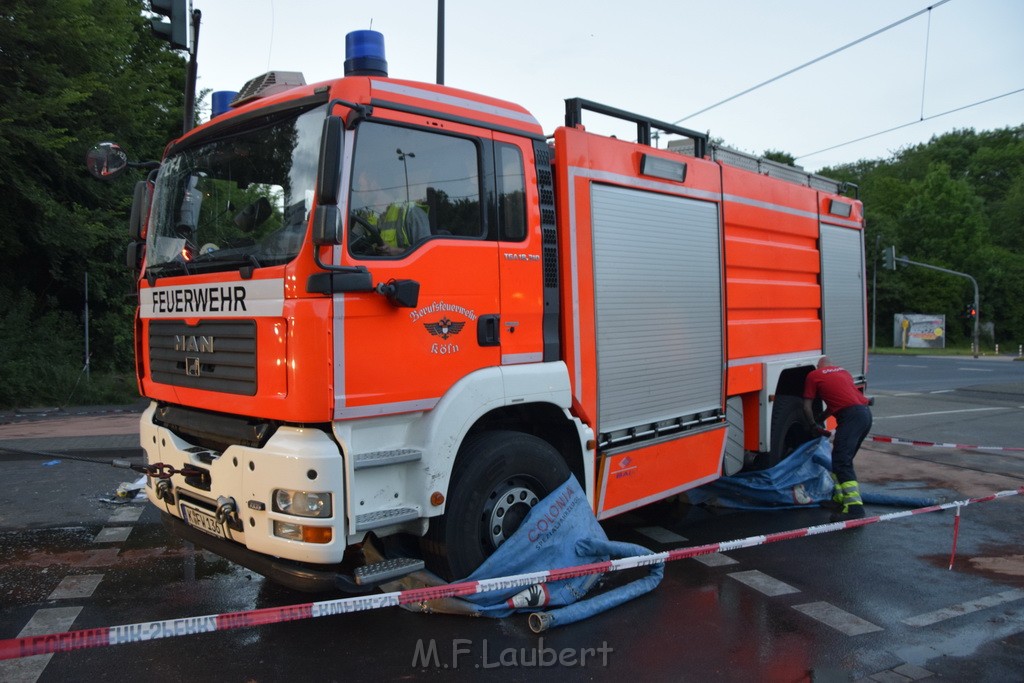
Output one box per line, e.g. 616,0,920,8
146,103,326,277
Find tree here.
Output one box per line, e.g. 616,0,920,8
821,126,1024,350
762,149,797,166
0,0,186,406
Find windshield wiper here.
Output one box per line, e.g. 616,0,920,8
146,253,273,284
183,252,264,278
145,259,190,284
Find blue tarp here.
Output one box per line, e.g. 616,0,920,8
458,475,663,631
688,437,937,510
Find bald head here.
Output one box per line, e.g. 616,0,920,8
817,356,832,369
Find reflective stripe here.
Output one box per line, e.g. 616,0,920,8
839,480,863,509
830,473,842,503
370,80,541,127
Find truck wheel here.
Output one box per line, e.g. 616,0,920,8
423,430,570,581
766,395,812,468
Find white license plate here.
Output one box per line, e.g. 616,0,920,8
180,503,227,539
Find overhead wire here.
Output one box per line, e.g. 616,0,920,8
672,0,953,125
793,87,1024,161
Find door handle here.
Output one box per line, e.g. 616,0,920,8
477,314,500,347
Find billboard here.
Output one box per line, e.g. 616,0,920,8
893,313,945,349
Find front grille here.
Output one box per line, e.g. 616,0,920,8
149,320,257,395
154,403,274,452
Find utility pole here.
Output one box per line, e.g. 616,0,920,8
150,0,200,134
436,0,445,85
84,272,90,380
397,149,415,202
183,8,201,133
871,234,879,350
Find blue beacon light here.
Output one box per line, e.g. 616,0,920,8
344,30,388,77
211,90,239,118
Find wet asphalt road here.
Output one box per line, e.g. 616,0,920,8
2,358,1023,681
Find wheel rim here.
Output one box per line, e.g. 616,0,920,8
485,480,540,549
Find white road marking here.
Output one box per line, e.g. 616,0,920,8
901,589,1024,627
728,570,799,596
873,407,1009,420
794,601,883,635
0,607,82,682
693,552,739,567
958,368,993,372
108,507,144,524
78,548,121,566
48,574,103,600
930,389,954,394
94,527,132,543
635,526,688,544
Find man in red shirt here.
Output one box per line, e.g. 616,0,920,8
803,356,872,520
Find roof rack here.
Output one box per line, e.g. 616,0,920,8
667,139,858,198
564,97,708,159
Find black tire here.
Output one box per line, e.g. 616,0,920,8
422,430,571,581
766,395,813,468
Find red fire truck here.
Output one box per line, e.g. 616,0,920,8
99,31,866,590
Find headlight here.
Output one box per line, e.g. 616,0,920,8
273,489,332,518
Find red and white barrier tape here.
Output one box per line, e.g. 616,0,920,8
868,434,1024,452
2,485,1021,662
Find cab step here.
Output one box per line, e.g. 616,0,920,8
353,448,422,470
353,557,425,585
354,506,419,531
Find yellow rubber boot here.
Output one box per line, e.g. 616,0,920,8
830,480,865,521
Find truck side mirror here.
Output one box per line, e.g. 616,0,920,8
126,241,145,272
86,142,130,180
312,204,342,246
317,116,344,206
129,180,151,240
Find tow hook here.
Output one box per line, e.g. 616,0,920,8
155,479,174,504
216,496,244,532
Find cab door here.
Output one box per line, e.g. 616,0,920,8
493,134,547,366
335,119,500,418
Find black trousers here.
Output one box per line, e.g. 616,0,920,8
832,405,872,483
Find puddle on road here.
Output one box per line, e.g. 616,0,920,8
0,523,241,608
923,544,1024,587
968,554,1024,578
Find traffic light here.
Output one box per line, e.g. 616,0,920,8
961,303,977,319
151,0,188,50
881,245,896,270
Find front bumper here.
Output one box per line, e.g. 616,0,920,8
141,402,347,566
161,511,355,592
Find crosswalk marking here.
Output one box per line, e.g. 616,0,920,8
0,607,82,682
94,527,132,543
108,507,144,524
635,526,688,544
901,589,1024,627
693,552,738,567
47,574,103,601
794,601,883,635
728,570,799,596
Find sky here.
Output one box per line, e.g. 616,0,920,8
187,0,1023,173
